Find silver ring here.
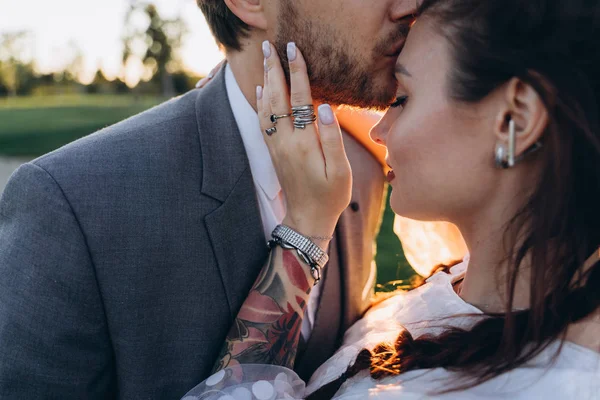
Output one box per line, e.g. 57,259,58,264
265,126,277,136
292,104,316,129
293,116,317,129
292,105,314,111
270,113,292,125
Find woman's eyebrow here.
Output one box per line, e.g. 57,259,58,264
395,63,412,77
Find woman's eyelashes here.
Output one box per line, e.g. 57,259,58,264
390,95,408,108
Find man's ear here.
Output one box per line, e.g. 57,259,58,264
493,78,549,156
224,0,268,30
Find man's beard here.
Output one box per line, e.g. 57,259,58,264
274,0,410,109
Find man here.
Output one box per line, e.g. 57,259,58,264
0,0,415,398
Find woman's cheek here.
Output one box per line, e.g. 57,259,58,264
388,109,461,213
388,116,439,169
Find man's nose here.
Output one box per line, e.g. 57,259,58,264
389,0,418,22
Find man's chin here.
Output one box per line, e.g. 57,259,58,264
319,97,392,111
320,86,395,110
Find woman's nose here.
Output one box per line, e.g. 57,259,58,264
370,119,388,146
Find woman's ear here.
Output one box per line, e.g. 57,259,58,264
224,0,268,30
493,78,548,156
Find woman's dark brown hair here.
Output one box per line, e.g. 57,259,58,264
309,0,600,397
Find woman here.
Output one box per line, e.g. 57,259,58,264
184,0,600,398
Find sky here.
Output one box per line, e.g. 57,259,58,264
0,0,224,84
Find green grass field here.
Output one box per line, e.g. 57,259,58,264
0,94,416,287
0,95,162,157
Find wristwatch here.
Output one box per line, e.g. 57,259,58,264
270,225,330,285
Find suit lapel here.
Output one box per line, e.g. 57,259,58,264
196,67,267,318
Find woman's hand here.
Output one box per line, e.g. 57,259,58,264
258,41,352,239
196,61,388,172
195,60,225,89
211,43,351,375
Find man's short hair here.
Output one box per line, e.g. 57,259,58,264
197,0,251,51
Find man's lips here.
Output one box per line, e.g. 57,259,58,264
386,40,406,57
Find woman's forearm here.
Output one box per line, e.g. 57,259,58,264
212,247,314,372
210,42,351,374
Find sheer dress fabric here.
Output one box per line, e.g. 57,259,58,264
183,364,305,400
184,262,600,399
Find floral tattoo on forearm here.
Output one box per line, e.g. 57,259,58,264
213,248,312,372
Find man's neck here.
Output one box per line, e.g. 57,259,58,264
227,43,267,113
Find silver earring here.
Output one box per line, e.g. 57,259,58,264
508,119,516,167
495,142,508,169
495,118,543,169
495,118,516,169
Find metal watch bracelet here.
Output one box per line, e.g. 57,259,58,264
271,225,329,268
269,224,330,285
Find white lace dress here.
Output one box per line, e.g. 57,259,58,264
183,262,600,399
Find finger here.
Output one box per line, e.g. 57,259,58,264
287,43,313,108
256,84,265,126
195,77,209,89
260,76,285,153
195,60,224,88
263,41,293,130
286,42,321,149
317,104,349,177
259,60,279,144
209,60,225,78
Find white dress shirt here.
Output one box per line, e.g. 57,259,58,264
225,64,321,341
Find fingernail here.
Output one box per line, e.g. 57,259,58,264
262,41,271,58
195,78,206,88
319,104,335,125
208,70,215,79
287,42,297,62
256,86,263,101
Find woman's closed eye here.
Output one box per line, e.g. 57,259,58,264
390,95,408,108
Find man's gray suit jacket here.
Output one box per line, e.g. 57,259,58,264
0,67,385,399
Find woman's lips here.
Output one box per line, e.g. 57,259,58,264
386,170,396,182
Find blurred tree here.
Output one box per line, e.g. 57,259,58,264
64,41,86,84
0,31,36,96
122,2,188,97
87,69,113,94
0,61,8,96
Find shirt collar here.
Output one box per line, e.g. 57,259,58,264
225,64,282,200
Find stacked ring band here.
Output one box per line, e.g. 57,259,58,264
265,127,277,136
292,105,317,129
